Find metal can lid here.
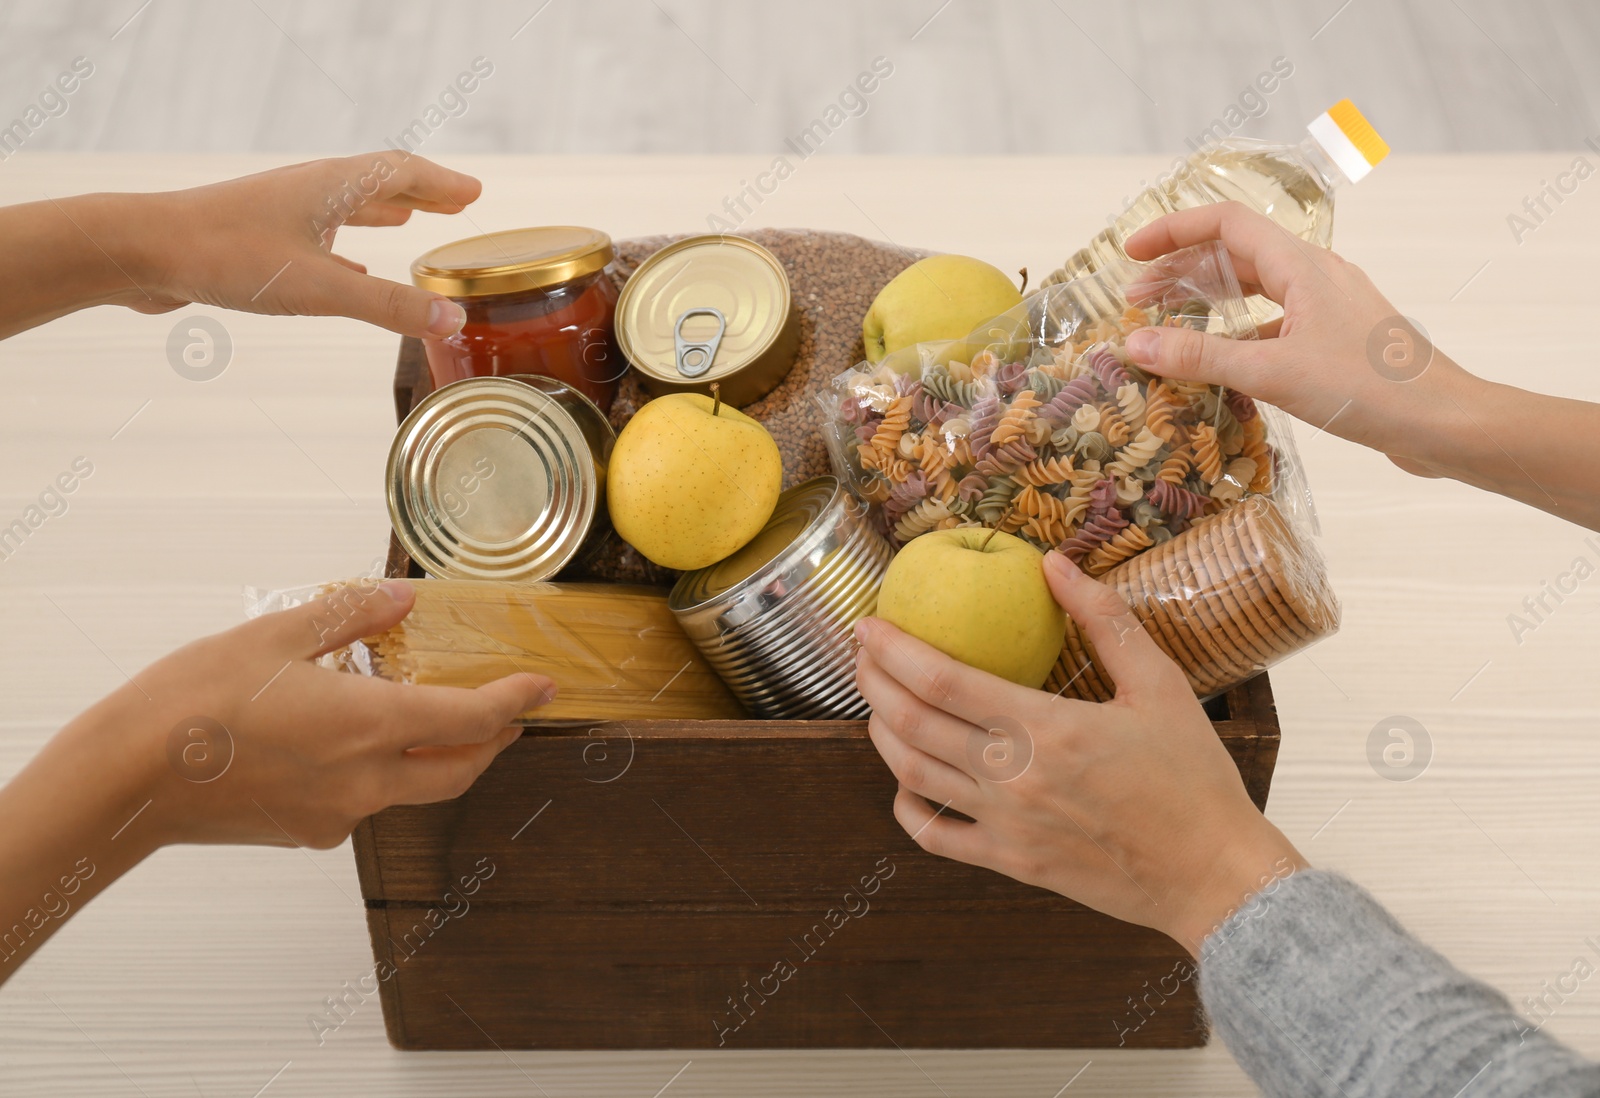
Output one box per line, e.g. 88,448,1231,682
616,234,793,388
670,477,842,611
411,226,613,298
387,375,613,581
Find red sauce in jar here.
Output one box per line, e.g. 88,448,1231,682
421,272,621,409
413,227,622,411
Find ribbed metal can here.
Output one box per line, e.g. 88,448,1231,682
668,476,892,720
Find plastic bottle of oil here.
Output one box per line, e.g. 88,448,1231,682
1044,99,1389,321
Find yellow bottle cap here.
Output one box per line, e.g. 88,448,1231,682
1307,99,1389,183
1328,99,1389,166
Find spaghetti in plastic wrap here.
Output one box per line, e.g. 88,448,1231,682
245,578,745,723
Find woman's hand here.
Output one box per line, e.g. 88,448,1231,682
1122,201,1600,528
854,551,1303,955
0,578,549,978
0,152,481,339
127,577,552,848
125,152,480,338
1122,201,1474,475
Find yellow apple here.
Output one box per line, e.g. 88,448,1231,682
876,528,1066,688
607,393,783,570
862,254,1024,363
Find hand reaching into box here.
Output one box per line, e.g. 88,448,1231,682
0,579,552,980
853,550,1306,956
0,151,482,340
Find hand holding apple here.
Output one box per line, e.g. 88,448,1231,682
606,389,783,571
854,551,1306,956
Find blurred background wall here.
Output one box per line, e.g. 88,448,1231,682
0,0,1594,157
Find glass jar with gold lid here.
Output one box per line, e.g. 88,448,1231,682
412,226,623,410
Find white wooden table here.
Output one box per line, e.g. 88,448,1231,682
0,154,1595,1097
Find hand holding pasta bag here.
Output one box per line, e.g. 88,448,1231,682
1118,202,1600,529
821,241,1340,700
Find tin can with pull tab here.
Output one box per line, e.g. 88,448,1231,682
614,234,799,407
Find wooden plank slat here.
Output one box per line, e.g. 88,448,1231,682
363,909,1204,1050
358,713,1275,910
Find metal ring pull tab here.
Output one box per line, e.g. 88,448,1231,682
673,307,726,379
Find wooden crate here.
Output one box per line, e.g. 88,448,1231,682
350,340,1281,1050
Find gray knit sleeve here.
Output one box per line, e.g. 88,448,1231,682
1198,869,1599,1097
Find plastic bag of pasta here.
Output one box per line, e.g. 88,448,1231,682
821,240,1338,699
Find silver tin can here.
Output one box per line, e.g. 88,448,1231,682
668,476,892,720
387,374,614,581
614,234,800,407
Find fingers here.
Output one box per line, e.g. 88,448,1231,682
1124,323,1265,393
298,262,467,339
1122,202,1318,304
1041,553,1180,696
385,666,554,804
341,151,483,215
389,672,557,749
853,617,1032,729
391,725,523,806
253,586,560,749
856,650,978,773
290,153,477,341
254,578,416,660
868,714,978,811
892,786,997,866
